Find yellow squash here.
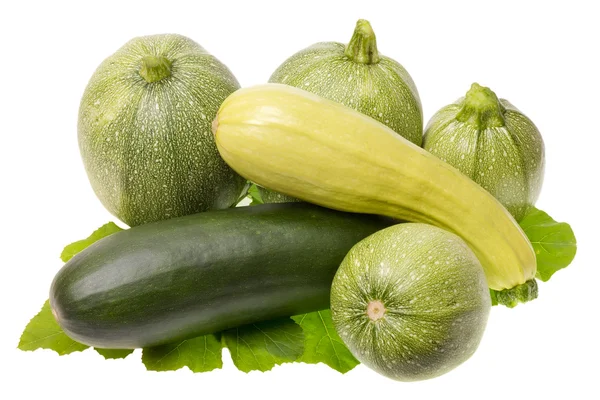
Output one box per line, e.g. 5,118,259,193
213,84,537,306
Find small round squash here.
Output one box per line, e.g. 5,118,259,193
78,34,245,226
331,223,491,381
423,83,545,221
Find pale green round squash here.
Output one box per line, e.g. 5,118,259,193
331,223,491,382
423,83,545,221
259,19,423,203
78,34,245,226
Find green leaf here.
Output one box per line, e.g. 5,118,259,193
18,300,89,355
292,310,359,373
142,334,223,373
247,183,264,206
230,181,252,207
60,221,124,262
222,318,304,372
94,348,134,359
519,207,577,282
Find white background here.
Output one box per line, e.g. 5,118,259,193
1,0,598,398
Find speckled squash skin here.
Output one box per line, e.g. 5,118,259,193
330,223,491,382
423,83,545,222
78,34,245,226
259,20,422,203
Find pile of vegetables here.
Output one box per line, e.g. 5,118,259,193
18,21,577,381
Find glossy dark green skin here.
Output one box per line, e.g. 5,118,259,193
49,203,394,349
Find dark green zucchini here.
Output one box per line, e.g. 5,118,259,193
49,203,394,349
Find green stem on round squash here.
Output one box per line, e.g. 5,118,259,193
493,279,538,308
456,83,506,129
344,19,380,64
139,55,172,83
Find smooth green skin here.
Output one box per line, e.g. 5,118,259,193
260,19,422,203
423,83,545,222
78,34,245,227
49,203,395,349
331,223,491,382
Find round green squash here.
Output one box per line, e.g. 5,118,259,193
259,19,423,203
330,223,491,382
423,83,545,222
78,34,245,226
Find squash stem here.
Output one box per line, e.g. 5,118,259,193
139,55,172,83
493,279,538,308
456,83,506,129
344,19,380,64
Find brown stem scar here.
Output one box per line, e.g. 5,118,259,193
367,300,386,321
